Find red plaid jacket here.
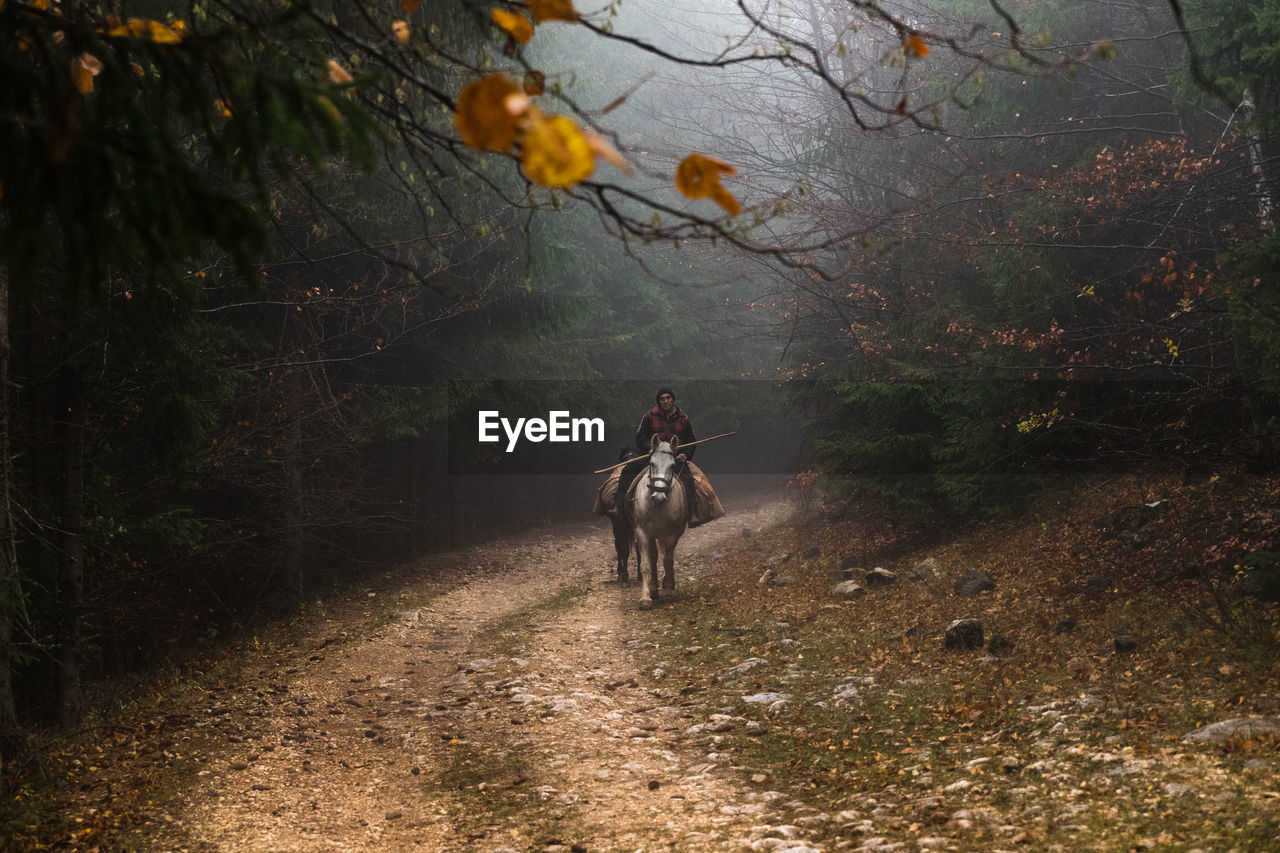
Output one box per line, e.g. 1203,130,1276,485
634,405,696,459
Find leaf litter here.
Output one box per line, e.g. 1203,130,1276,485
11,471,1280,851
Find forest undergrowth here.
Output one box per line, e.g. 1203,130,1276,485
640,468,1280,850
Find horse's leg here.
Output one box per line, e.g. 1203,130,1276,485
646,537,660,601
635,532,653,606
662,541,676,591
612,520,630,585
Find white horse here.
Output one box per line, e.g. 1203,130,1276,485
631,435,689,608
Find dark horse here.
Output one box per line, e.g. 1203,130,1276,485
610,448,641,585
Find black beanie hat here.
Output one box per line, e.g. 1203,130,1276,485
655,387,675,403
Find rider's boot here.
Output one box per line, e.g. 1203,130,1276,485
687,498,702,529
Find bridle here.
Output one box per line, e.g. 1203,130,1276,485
647,444,685,500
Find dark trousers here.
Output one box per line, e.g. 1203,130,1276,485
614,458,647,516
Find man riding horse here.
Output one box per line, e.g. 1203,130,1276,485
611,388,702,529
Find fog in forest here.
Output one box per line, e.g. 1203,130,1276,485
471,0,1205,486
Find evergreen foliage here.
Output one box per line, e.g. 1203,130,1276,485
1227,232,1280,396
788,0,1278,519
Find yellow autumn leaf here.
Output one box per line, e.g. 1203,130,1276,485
455,73,525,152
71,53,103,95
904,34,929,58
528,0,578,23
214,98,233,119
675,153,734,198
521,112,594,189
675,153,741,216
709,185,741,216
584,129,632,174
326,58,354,85
491,8,534,44
316,96,343,126
400,0,422,13
106,18,184,44
392,19,411,45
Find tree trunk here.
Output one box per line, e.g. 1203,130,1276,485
284,388,306,603
56,295,85,729
1236,88,1276,470
0,265,22,767
1240,88,1274,227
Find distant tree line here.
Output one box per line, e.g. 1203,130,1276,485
777,0,1280,517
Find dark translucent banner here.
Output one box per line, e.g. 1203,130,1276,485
445,379,805,476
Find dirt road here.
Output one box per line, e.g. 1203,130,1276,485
84,482,817,852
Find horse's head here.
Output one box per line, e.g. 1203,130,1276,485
647,435,680,503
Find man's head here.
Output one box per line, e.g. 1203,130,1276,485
655,388,676,414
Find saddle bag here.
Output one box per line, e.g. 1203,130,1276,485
593,461,723,522
592,466,623,515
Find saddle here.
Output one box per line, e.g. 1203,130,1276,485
592,461,724,522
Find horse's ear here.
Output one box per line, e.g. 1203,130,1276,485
670,437,680,453
650,434,661,452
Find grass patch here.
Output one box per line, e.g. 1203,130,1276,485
480,585,593,657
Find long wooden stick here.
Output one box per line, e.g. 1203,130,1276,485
592,431,738,474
